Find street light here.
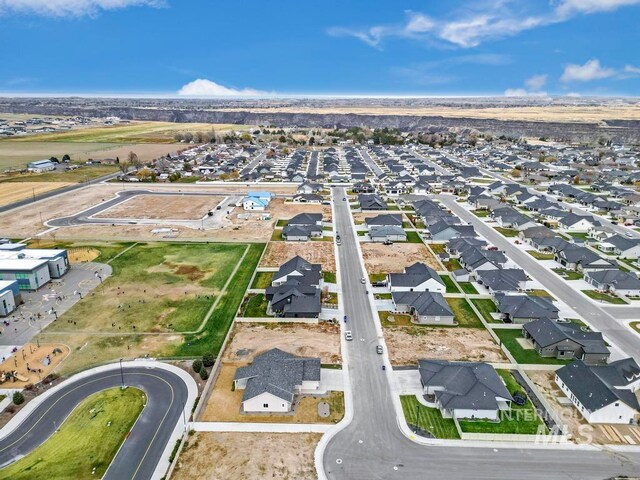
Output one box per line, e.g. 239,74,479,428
119,358,125,389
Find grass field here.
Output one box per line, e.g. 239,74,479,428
39,241,264,373
5,122,252,144
458,370,547,435
446,298,483,328
400,395,460,439
0,387,145,480
494,329,571,365
1,165,118,183
0,181,72,206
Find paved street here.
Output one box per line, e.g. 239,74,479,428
321,186,640,480
439,195,640,360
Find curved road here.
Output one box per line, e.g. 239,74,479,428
322,187,640,480
0,365,189,480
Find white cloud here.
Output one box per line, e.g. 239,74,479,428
329,0,640,49
177,79,269,97
624,65,640,75
525,74,548,91
0,0,163,17
504,88,547,97
561,59,616,82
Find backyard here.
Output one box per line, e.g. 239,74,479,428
446,298,484,328
471,298,499,324
494,329,571,365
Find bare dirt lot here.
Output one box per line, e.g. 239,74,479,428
223,322,341,365
95,194,220,220
361,242,440,273
200,364,344,423
528,371,640,446
383,326,506,365
0,182,72,207
172,432,320,480
261,241,336,272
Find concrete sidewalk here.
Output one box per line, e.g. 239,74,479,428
191,422,333,433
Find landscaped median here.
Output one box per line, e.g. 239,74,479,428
0,387,145,480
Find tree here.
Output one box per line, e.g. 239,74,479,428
12,391,24,405
118,160,130,175
510,168,522,178
127,151,142,170
202,352,215,367
199,365,209,380
573,176,581,185
49,156,59,163
241,132,252,142
192,359,203,372
279,135,287,143
62,154,71,162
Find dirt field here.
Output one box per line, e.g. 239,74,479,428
528,371,640,446
261,242,336,272
200,364,344,423
270,198,329,221
383,327,506,365
95,194,220,220
0,182,72,207
172,432,320,480
0,343,69,388
223,323,341,365
361,243,440,273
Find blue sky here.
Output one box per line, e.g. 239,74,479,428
1,0,640,97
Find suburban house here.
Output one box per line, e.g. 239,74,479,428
242,191,273,211
266,256,322,318
494,294,559,324
365,214,403,229
558,213,597,232
555,358,640,424
522,318,610,364
429,222,477,242
233,348,321,413
602,235,640,259
297,182,323,194
359,194,388,210
459,246,507,272
474,269,528,294
387,262,446,294
392,291,454,325
369,225,407,242
292,193,323,204
584,269,640,297
282,213,323,241
418,360,513,421
554,244,618,272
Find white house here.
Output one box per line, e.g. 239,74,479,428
387,262,446,294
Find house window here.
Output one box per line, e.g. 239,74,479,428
263,403,269,408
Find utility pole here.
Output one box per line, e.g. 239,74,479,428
119,358,125,389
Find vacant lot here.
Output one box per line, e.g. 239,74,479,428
262,241,336,272
0,181,72,206
201,364,344,423
38,242,264,373
223,322,341,365
382,325,506,365
0,387,145,480
362,242,440,273
172,432,320,480
96,194,220,220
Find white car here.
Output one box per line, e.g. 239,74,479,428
345,330,353,341
360,277,366,284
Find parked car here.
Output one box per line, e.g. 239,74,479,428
345,330,353,341
376,345,383,354
360,277,366,284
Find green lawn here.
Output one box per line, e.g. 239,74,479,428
552,268,583,280
446,298,483,328
405,231,422,243
527,250,555,260
440,274,461,293
581,290,627,304
400,395,460,439
494,227,519,237
458,371,547,435
270,230,284,241
0,388,145,480
568,232,589,240
429,243,446,255
323,271,337,283
369,273,387,283
494,329,571,365
459,282,478,294
276,219,288,227
528,289,556,301
445,258,462,272
374,293,392,300
251,271,273,289
472,210,490,217
630,321,640,334
241,293,270,317
471,298,499,323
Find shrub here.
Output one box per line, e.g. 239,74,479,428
12,392,24,405
5,406,15,414
202,353,215,368
198,366,209,381
192,359,203,373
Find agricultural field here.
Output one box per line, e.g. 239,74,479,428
38,241,264,374
0,181,72,207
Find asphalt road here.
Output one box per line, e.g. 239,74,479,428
439,194,640,358
0,170,122,215
321,186,640,480
0,366,188,480
48,189,236,227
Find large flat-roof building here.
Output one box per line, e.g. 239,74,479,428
0,280,20,316
0,248,69,279
0,258,51,290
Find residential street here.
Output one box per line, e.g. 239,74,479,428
320,187,640,480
